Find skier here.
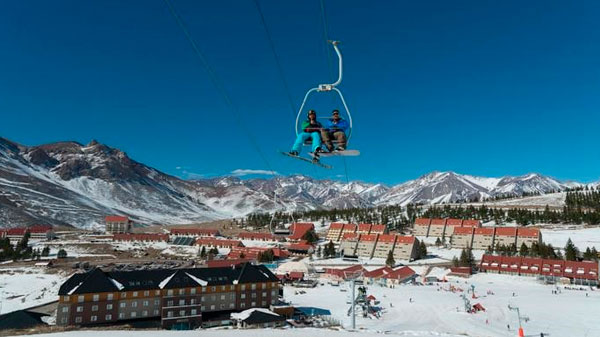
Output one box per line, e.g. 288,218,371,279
321,109,349,152
289,109,324,160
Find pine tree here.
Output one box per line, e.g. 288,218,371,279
41,246,50,257
565,238,578,261
419,241,427,259
302,229,319,244
200,246,207,258
452,256,459,267
435,238,442,247
591,247,599,261
519,243,529,257
57,249,67,259
459,248,468,267
385,250,395,267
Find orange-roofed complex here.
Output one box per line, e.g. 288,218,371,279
370,224,386,235
428,219,447,237
516,228,541,248
356,234,378,258
326,223,346,242
392,235,419,261
105,215,132,234
451,227,475,249
444,219,463,236
472,227,495,250
462,219,482,228
113,233,169,242
342,224,357,234
237,232,279,242
340,233,359,256
372,234,397,259
494,227,518,247
170,228,220,237
196,238,244,249
414,218,431,236
357,224,372,235
288,223,315,241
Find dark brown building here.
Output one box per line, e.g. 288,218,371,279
57,264,280,330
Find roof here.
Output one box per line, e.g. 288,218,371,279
206,258,254,268
329,223,345,230
231,308,285,324
430,218,447,226
342,224,357,231
58,264,278,295
341,233,358,240
495,227,517,236
105,215,129,222
287,243,313,252
370,224,386,233
517,228,540,237
237,232,278,240
382,266,416,280
474,227,494,235
364,266,394,278
357,224,372,232
462,220,481,228
289,223,315,240
395,236,416,244
0,310,49,330
414,218,431,226
377,234,396,243
170,228,219,235
28,225,52,233
196,238,243,247
359,234,378,242
453,227,474,235
6,228,27,235
113,233,168,241
446,219,463,226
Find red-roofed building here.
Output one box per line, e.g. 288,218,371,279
105,215,132,234
28,224,54,239
445,219,464,236
372,234,397,259
326,223,345,242
392,236,419,261
196,238,244,249
381,266,417,286
356,234,378,258
228,246,289,260
237,232,280,242
414,218,431,236
287,241,314,255
363,266,394,284
206,258,253,268
516,228,542,248
357,224,372,235
479,254,599,285
341,224,357,235
112,233,169,242
428,219,447,237
170,228,220,238
472,227,495,250
494,227,518,247
323,265,365,281
288,223,315,241
370,224,386,235
340,233,359,256
462,220,482,228
449,267,472,277
451,227,474,249
4,228,28,244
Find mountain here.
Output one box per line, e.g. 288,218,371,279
0,137,591,229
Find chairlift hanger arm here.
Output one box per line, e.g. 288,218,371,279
319,40,342,91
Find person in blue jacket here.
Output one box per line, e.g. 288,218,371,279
289,109,323,158
321,109,349,151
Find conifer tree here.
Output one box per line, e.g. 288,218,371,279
386,250,395,267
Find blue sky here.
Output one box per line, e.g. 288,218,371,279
1,1,599,185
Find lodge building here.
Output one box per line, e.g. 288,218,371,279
56,264,280,329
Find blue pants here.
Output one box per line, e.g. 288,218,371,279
292,132,321,153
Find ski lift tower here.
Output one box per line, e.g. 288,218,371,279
343,269,364,330
508,304,528,337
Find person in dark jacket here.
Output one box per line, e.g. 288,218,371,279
289,109,323,158
321,109,349,151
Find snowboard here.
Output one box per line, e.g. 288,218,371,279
280,151,332,169
319,149,360,157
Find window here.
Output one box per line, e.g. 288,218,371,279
190,298,196,304
179,310,185,316
201,306,206,311
121,292,126,298
201,296,205,302
107,293,113,301
63,296,70,302
153,309,159,315
131,312,137,318
221,286,226,291
90,315,97,322
230,285,234,291
62,307,69,313
167,300,174,306
251,284,257,290
251,301,256,307
133,291,138,297
93,294,99,302
271,290,277,296
143,300,149,307
229,303,235,309
211,286,216,292
251,293,257,299
211,295,216,301
271,298,277,304
61,318,67,324
75,317,82,323
120,302,126,308
105,314,112,321
78,295,84,303
262,300,266,306
142,310,148,317
262,283,266,289
262,292,267,297
92,305,98,312
210,304,215,310
155,290,160,296
191,309,197,315
202,286,207,292
106,304,113,310
167,289,173,296
119,313,125,319
220,303,225,309
76,306,83,312
132,302,138,308
190,288,196,295
220,295,225,300
241,293,246,299
144,290,149,296
167,311,173,318
240,302,245,308
179,289,185,295
179,299,185,306
241,285,246,291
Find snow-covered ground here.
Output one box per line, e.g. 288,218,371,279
480,192,566,207
5,328,464,337
286,273,600,337
540,226,600,250
0,267,68,315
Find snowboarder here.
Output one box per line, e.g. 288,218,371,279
289,109,324,159
321,109,349,152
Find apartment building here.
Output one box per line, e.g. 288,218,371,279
444,219,463,237
413,218,431,236
105,216,133,234
516,228,542,248
372,234,396,259
494,227,517,247
112,233,169,242
392,236,419,261
428,219,447,237
170,228,220,238
451,227,474,249
356,234,378,259
325,223,345,242
56,264,280,329
339,233,359,256
471,227,495,250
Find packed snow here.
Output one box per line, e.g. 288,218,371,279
0,267,67,315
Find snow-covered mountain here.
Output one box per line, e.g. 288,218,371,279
0,137,591,229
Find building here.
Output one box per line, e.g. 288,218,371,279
341,224,357,236
356,234,378,259
357,224,372,235
372,234,396,259
196,238,244,249
339,233,359,256
287,223,315,242
370,224,386,235
230,308,286,329
413,218,431,236
444,219,463,237
237,232,280,242
471,227,495,250
28,225,55,240
381,266,417,287
392,236,419,261
56,264,280,329
112,233,169,242
516,228,542,248
325,223,345,242
428,219,447,237
105,216,132,234
494,227,517,248
479,254,599,285
451,227,474,249
170,228,220,238
323,265,365,282
286,241,314,255
228,247,289,260
462,220,482,228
